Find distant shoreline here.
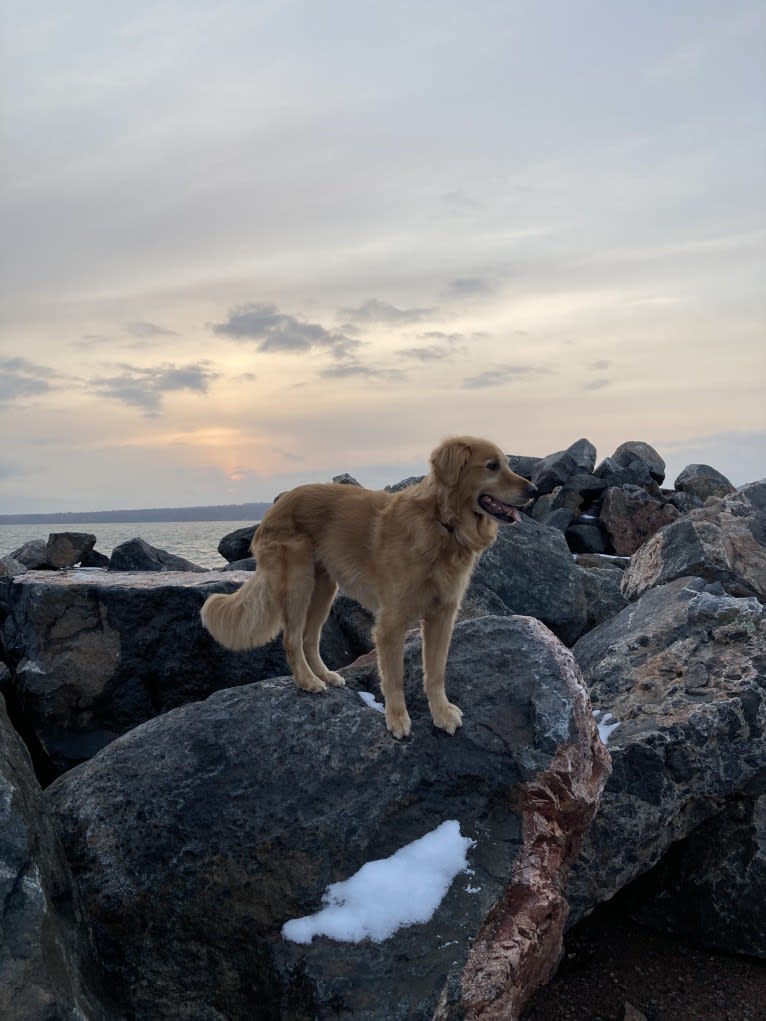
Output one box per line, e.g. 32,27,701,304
0,503,272,526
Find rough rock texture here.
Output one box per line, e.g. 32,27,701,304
621,782,766,958
599,486,680,556
532,439,596,496
622,480,766,603
46,617,610,1021
1,697,106,1021
674,463,735,502
1,555,27,578
0,570,358,776
468,518,622,645
567,576,766,928
11,540,48,570
108,536,207,572
45,532,97,570
611,441,666,484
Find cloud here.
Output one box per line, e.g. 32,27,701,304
397,332,466,361
320,361,406,382
212,303,358,359
0,358,59,405
126,321,178,338
590,359,612,370
584,378,611,391
446,277,494,298
462,364,550,389
91,361,219,416
341,299,434,326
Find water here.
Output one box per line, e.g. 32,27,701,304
0,520,258,570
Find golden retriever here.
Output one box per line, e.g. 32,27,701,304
200,436,536,738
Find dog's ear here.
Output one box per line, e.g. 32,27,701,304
430,438,473,486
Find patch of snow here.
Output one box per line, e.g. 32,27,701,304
282,819,475,944
593,709,621,744
358,690,385,713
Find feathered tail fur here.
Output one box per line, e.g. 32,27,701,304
200,571,282,651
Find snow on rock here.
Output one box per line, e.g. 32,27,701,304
282,819,475,943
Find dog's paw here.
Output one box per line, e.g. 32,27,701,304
432,702,463,735
294,674,328,694
322,670,346,688
385,707,412,740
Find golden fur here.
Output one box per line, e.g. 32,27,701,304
200,436,535,738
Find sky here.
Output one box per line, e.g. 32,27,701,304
1,0,764,513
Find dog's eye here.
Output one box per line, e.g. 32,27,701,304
485,459,499,471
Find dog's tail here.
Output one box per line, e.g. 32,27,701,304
200,571,282,651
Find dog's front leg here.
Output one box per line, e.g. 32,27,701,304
422,608,463,735
374,616,411,739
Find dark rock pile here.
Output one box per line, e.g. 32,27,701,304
0,438,763,1021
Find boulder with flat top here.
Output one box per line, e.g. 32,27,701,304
45,616,610,1021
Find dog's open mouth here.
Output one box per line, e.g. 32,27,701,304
478,494,522,523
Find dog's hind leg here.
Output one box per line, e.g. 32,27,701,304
303,565,345,688
281,541,328,693
422,607,463,734
374,613,411,739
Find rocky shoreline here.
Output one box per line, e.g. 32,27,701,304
1,439,764,1020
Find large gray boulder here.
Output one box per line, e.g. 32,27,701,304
622,480,766,602
1,697,106,1021
0,570,358,775
568,576,766,949
611,441,666,484
674,463,735,502
45,532,97,569
46,617,610,1021
468,518,626,645
532,439,597,496
599,485,680,556
621,783,766,958
108,536,206,572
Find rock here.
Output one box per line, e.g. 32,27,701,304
0,571,358,776
218,523,258,563
532,439,597,496
567,576,766,927
577,565,628,636
612,441,666,484
556,473,608,503
223,556,257,571
666,490,703,514
599,486,680,557
566,521,609,555
0,555,27,578
506,455,541,482
45,531,97,569
80,548,110,569
385,475,425,493
45,617,610,1021
468,519,587,645
574,553,630,571
567,438,598,475
594,456,658,493
1,697,106,1020
674,463,736,502
108,536,207,572
543,508,574,532
620,1003,649,1021
332,472,361,486
10,540,48,570
622,480,766,602
621,784,766,958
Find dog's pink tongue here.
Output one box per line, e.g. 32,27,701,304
509,506,521,523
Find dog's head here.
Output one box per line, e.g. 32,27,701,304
430,436,537,527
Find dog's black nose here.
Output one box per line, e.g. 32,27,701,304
525,482,538,499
